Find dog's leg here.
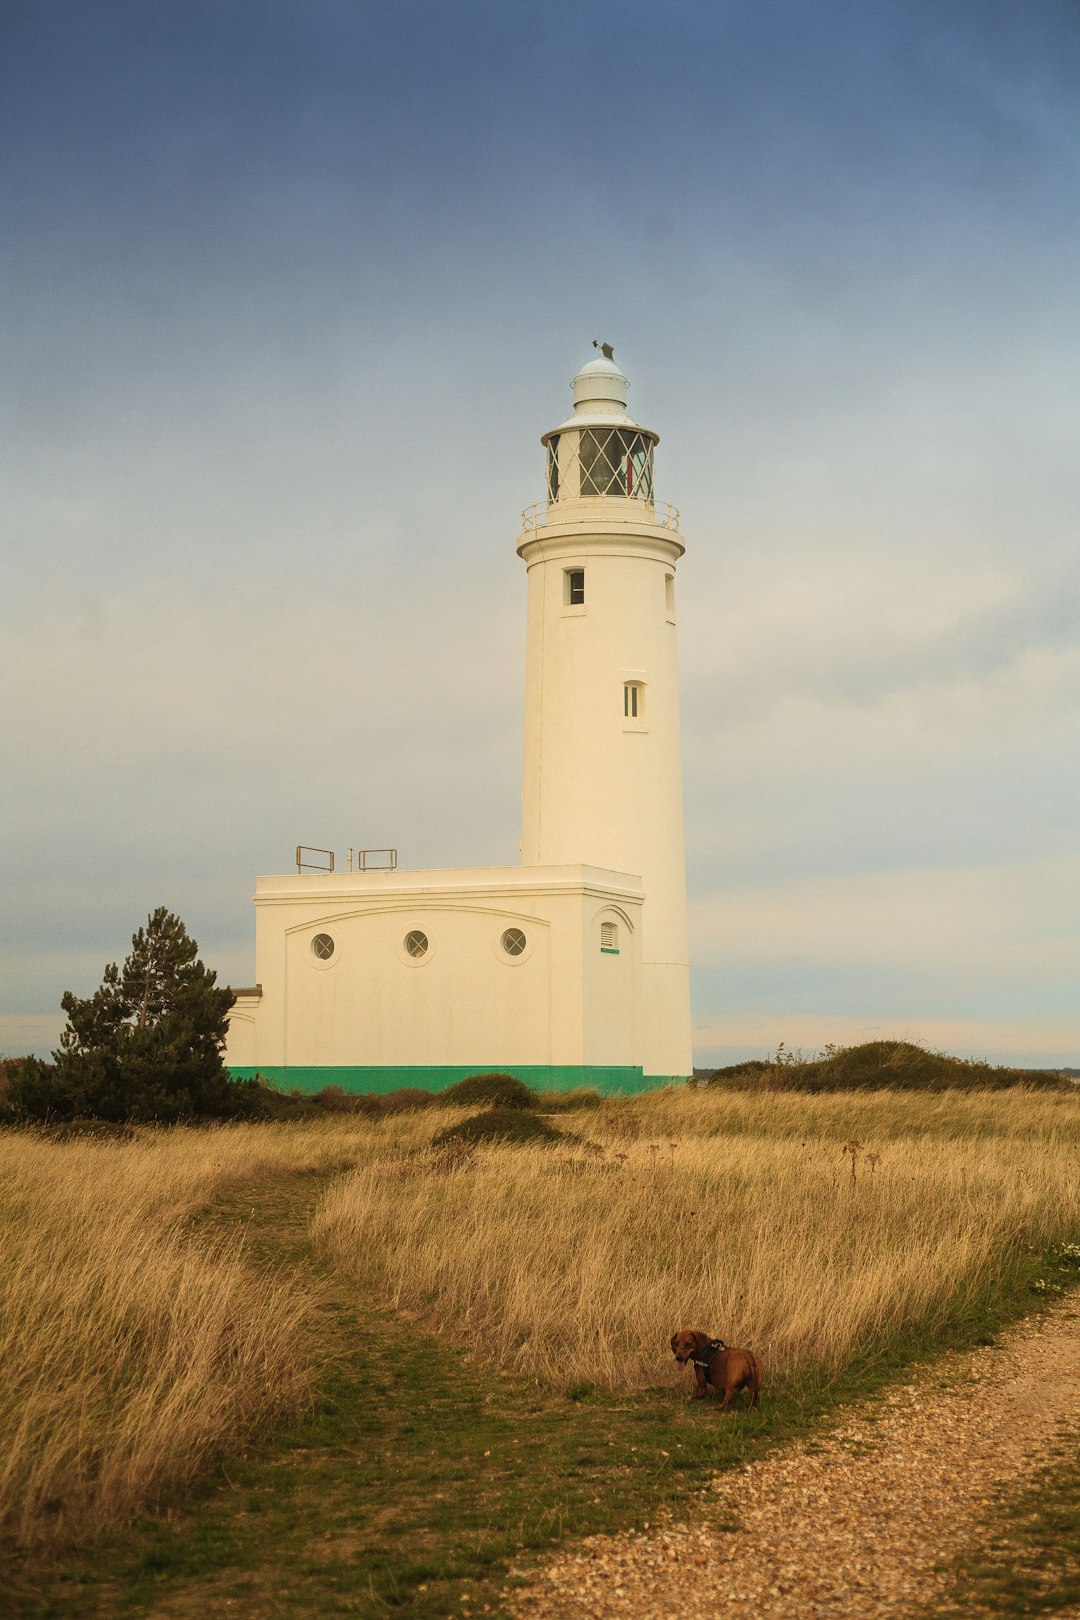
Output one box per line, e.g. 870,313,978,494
691,1367,708,1400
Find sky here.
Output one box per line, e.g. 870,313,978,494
2,0,1078,1068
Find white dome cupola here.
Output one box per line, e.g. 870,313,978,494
571,346,629,411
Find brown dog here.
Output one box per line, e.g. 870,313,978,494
670,1329,763,1412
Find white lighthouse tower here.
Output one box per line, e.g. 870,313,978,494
225,345,693,1092
518,347,692,1080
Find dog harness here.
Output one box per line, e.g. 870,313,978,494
692,1338,727,1381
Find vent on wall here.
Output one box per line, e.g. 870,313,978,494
600,921,619,953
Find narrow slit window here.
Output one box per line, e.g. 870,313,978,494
623,681,644,719
665,574,675,618
565,568,585,606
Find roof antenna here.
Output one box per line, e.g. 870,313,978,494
593,340,615,361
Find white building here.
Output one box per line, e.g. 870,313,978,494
226,348,692,1093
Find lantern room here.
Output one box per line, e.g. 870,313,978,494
542,345,658,506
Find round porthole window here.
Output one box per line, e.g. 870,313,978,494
311,933,335,961
404,929,429,958
501,927,527,957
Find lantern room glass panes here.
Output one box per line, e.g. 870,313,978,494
547,434,560,502
578,428,654,501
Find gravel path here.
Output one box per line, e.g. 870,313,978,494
509,1297,1080,1619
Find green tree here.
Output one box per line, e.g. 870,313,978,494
8,909,265,1123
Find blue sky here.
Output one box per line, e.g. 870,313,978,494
2,0,1078,1066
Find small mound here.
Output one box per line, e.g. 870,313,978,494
440,1072,538,1110
431,1106,566,1149
699,1041,1072,1093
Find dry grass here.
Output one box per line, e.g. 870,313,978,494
6,1089,1077,1549
0,1119,394,1547
313,1087,1080,1393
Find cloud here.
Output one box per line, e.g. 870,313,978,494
690,855,1080,975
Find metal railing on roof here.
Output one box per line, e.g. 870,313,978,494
519,497,680,536
294,845,399,874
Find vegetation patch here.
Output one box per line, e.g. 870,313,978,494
5,1092,1080,1617
439,1072,539,1109
929,1434,1080,1615
430,1105,565,1149
0,1130,314,1547
698,1039,1072,1093
1,909,267,1125
536,1087,603,1113
316,1088,1080,1392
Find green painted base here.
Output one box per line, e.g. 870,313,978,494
228,1064,687,1097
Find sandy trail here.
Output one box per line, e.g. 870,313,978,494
509,1296,1080,1619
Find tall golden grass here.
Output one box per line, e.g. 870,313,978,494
5,1090,1077,1546
0,1120,386,1547
313,1088,1080,1393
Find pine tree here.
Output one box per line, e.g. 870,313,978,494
9,909,264,1123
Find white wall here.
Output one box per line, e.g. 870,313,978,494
518,501,692,1076
228,864,644,1072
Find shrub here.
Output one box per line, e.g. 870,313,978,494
440,1072,538,1110
431,1106,565,1149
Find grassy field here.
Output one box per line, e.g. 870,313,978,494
315,1087,1080,1390
3,1084,1079,1615
0,1120,379,1545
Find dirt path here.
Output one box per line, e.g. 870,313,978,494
509,1298,1080,1619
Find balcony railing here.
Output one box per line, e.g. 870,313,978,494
519,497,680,537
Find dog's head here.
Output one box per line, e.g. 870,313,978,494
670,1329,710,1367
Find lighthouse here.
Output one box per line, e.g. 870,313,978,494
225,346,693,1093
518,347,692,1080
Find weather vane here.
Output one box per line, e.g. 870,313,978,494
593,340,615,360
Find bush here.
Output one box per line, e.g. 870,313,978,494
440,1072,538,1110
431,1106,566,1149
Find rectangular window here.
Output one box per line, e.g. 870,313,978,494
565,568,585,606
623,682,640,719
